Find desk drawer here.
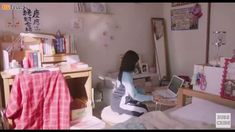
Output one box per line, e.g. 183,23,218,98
63,72,89,79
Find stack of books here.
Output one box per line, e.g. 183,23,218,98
54,34,77,54
25,50,41,68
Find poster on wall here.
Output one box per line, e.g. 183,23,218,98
74,3,107,14
23,7,40,32
171,7,198,30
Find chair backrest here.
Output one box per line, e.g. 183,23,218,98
0,108,10,129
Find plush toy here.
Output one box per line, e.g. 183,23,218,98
198,73,207,90
191,3,203,19
191,72,207,90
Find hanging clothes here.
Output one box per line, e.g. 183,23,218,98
6,71,72,129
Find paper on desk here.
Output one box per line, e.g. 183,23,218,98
66,55,80,64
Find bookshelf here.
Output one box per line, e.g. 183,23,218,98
19,32,78,67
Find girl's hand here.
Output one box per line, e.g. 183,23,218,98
153,95,163,102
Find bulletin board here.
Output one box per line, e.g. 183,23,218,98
171,7,198,30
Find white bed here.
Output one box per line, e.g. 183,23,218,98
109,88,235,129
169,98,235,127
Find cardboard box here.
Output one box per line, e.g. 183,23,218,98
70,98,87,121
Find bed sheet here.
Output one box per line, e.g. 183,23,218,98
111,99,235,129
111,110,214,129
169,98,235,126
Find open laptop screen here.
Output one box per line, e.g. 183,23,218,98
168,76,184,94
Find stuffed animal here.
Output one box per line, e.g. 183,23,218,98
191,3,203,19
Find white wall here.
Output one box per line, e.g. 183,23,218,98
163,3,209,77
162,3,235,78
77,3,163,86
209,3,235,60
0,3,163,86
0,3,76,34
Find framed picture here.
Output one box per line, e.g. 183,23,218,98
171,6,198,30
141,63,149,73
75,3,107,14
220,58,235,101
134,61,142,74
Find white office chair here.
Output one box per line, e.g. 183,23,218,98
101,106,133,126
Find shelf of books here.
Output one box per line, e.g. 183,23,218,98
21,32,78,67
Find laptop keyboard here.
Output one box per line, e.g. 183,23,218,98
162,91,172,98
155,90,175,99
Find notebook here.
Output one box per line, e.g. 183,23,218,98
152,75,184,99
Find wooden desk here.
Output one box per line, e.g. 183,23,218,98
177,87,235,108
0,67,93,113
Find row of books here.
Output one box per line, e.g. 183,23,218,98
42,38,55,55
42,34,77,56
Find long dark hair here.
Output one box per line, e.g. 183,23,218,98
118,50,139,82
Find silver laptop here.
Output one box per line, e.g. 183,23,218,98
152,75,184,99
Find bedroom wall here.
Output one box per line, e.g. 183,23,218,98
76,3,163,86
162,3,209,77
209,3,235,61
0,3,163,87
162,3,235,78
